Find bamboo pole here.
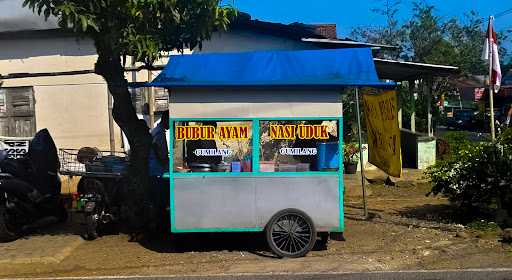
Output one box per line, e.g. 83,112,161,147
355,87,368,218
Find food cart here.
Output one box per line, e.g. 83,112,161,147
139,48,393,257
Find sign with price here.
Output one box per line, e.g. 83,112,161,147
0,137,31,159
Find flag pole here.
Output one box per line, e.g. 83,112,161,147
488,16,496,141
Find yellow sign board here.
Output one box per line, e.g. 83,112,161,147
362,90,402,177
269,124,329,140
175,125,250,140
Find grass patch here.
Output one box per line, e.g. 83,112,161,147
467,220,501,238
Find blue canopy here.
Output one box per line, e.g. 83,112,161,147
144,48,394,89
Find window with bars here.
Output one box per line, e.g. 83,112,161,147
0,87,36,137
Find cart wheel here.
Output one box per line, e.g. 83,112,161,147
265,209,316,258
85,213,98,240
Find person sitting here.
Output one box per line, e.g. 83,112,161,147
185,121,222,167
149,111,169,177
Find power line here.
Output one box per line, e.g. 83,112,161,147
495,7,512,18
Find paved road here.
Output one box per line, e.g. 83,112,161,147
11,269,512,280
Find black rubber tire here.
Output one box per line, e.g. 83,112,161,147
79,177,104,241
0,204,21,242
319,232,329,246
85,213,98,241
265,208,316,258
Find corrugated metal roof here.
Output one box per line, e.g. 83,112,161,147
0,0,58,32
231,13,398,49
301,38,398,50
374,58,459,81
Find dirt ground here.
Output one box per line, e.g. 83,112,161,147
0,171,511,278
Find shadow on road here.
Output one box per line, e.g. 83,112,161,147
18,211,86,239
137,230,329,258
138,231,273,256
398,203,460,223
398,203,496,225
17,211,328,258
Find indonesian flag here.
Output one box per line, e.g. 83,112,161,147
482,16,502,92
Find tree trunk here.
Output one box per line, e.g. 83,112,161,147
94,50,153,233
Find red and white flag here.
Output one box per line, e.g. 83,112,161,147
482,16,502,92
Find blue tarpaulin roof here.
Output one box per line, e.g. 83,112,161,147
141,48,394,89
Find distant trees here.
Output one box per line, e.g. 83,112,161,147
351,2,510,84
351,1,509,74
350,0,406,59
351,1,510,132
504,59,512,75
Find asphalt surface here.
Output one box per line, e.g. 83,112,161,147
10,269,512,280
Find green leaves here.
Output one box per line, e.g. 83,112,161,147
350,1,510,75
22,0,236,66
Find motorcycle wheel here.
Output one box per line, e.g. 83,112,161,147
56,201,68,223
0,204,21,242
85,213,98,241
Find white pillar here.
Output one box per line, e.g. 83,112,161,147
398,107,403,129
425,77,433,137
398,87,403,129
409,80,416,132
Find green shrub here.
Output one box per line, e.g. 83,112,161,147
442,131,476,156
467,220,500,234
425,135,512,225
498,128,512,145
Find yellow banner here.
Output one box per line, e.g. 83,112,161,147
175,125,250,140
269,124,329,140
362,90,402,177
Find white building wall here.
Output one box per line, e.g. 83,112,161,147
0,36,123,150
0,29,315,150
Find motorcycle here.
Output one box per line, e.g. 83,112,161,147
63,147,129,240
0,129,67,242
76,175,123,240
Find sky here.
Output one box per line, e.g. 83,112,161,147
227,0,512,57
1,0,510,57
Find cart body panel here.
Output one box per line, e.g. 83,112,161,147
169,89,342,119
168,114,344,234
172,174,342,232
